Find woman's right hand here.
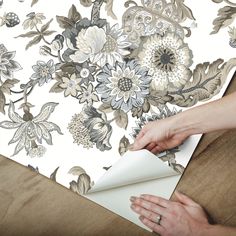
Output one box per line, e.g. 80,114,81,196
132,117,190,154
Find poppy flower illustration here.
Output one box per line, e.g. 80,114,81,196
137,32,193,91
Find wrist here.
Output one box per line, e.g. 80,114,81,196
168,109,203,137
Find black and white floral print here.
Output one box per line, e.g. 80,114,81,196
137,32,193,91
0,102,62,157
31,60,55,86
23,12,46,30
96,60,151,112
68,105,112,151
0,44,22,80
0,0,235,181
75,62,96,85
77,83,99,105
60,73,82,97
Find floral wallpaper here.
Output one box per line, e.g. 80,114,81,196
0,0,236,201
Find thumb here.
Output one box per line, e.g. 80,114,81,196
174,191,200,207
133,133,151,150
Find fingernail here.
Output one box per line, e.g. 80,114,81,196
130,204,135,210
139,216,144,221
130,196,136,202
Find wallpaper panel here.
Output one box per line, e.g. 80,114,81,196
0,0,235,231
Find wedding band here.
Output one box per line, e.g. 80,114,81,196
156,215,162,225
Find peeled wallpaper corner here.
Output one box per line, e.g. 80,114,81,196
0,0,236,232
88,150,179,193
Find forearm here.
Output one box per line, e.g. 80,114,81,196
170,92,236,136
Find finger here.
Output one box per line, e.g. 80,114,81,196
133,133,151,151
145,142,157,151
140,194,170,208
150,145,162,154
130,204,162,223
131,204,169,228
152,144,167,153
139,216,165,235
131,198,167,216
136,129,146,140
136,127,147,140
174,191,200,207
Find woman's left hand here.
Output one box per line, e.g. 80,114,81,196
130,191,210,236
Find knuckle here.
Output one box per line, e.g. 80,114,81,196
147,211,153,219
172,202,182,209
135,205,141,212
134,198,141,204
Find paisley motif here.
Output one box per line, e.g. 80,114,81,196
122,0,185,48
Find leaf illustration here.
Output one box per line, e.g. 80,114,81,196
31,0,39,7
68,4,81,23
15,31,39,38
50,81,64,93
98,103,113,113
40,121,63,135
211,6,236,34
0,90,6,114
1,79,20,95
118,135,130,156
60,62,77,74
27,165,39,173
38,123,52,145
26,35,42,50
69,173,91,195
211,0,223,3
41,19,53,32
8,102,24,123
68,166,86,176
114,110,128,129
105,0,117,20
148,89,173,107
9,122,28,145
79,0,93,7
175,0,195,22
56,16,74,29
50,167,59,181
159,153,175,162
0,121,21,129
171,163,185,174
50,72,64,93
170,59,226,107
33,102,59,123
42,30,56,36
12,135,26,156
103,166,111,171
77,174,91,194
